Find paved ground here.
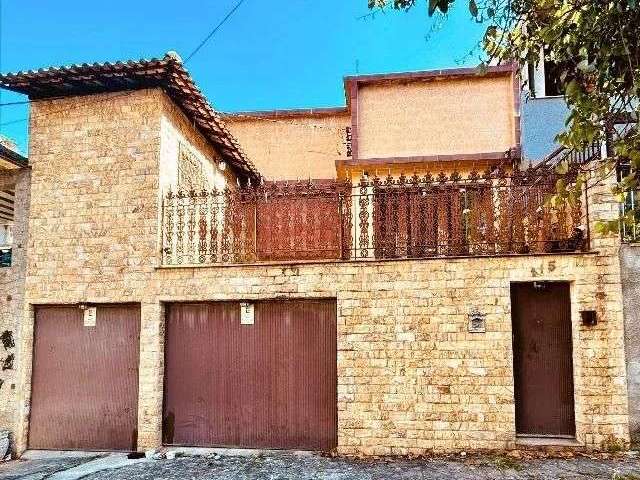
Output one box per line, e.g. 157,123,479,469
0,454,99,480
1,451,640,480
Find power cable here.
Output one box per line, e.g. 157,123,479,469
0,100,31,107
184,0,247,64
0,0,249,109
0,0,250,126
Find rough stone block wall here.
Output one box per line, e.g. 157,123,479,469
621,244,640,445
16,89,163,452
0,169,29,451
149,253,628,455
8,88,631,455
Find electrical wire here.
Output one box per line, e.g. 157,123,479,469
184,0,248,64
0,0,249,127
0,90,137,128
0,100,31,107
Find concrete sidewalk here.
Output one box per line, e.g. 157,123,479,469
1,450,639,480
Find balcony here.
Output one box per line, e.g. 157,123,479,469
160,167,589,267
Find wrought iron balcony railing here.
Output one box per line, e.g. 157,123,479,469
161,167,589,266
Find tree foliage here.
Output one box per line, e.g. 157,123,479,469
368,0,640,235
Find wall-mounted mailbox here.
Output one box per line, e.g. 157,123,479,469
580,310,597,327
468,309,486,333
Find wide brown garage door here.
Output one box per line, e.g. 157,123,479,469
163,299,337,450
29,305,141,451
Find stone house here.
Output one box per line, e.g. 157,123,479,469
519,53,640,446
0,140,29,441
0,52,630,456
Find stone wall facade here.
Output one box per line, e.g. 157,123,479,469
0,168,29,452
6,88,631,455
621,244,640,445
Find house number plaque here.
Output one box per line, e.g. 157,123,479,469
83,306,97,327
468,309,486,333
240,302,255,325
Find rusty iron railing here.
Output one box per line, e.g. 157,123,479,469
161,167,588,266
532,140,602,173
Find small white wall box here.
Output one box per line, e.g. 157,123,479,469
240,302,255,325
82,306,97,327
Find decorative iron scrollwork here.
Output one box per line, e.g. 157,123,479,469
160,167,587,266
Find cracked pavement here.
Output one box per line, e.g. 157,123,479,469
1,451,640,479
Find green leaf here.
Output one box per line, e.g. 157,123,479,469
577,59,596,73
555,161,569,175
565,80,580,98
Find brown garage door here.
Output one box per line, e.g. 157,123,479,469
29,305,141,451
163,300,337,450
511,282,575,437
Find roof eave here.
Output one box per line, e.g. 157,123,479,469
342,63,516,107
0,143,28,168
0,53,260,182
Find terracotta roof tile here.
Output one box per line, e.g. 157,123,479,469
0,143,28,168
0,52,259,181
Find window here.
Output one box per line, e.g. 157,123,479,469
543,58,565,97
527,49,567,98
0,224,13,268
619,163,640,242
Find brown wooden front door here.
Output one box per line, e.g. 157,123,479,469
511,282,575,437
29,305,141,451
163,300,337,450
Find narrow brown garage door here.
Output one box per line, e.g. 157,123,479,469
29,305,141,451
163,300,337,450
511,282,575,437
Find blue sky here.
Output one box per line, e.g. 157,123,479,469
0,0,485,154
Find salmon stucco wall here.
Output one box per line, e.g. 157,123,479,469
356,75,517,160
224,111,350,180
8,89,630,456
